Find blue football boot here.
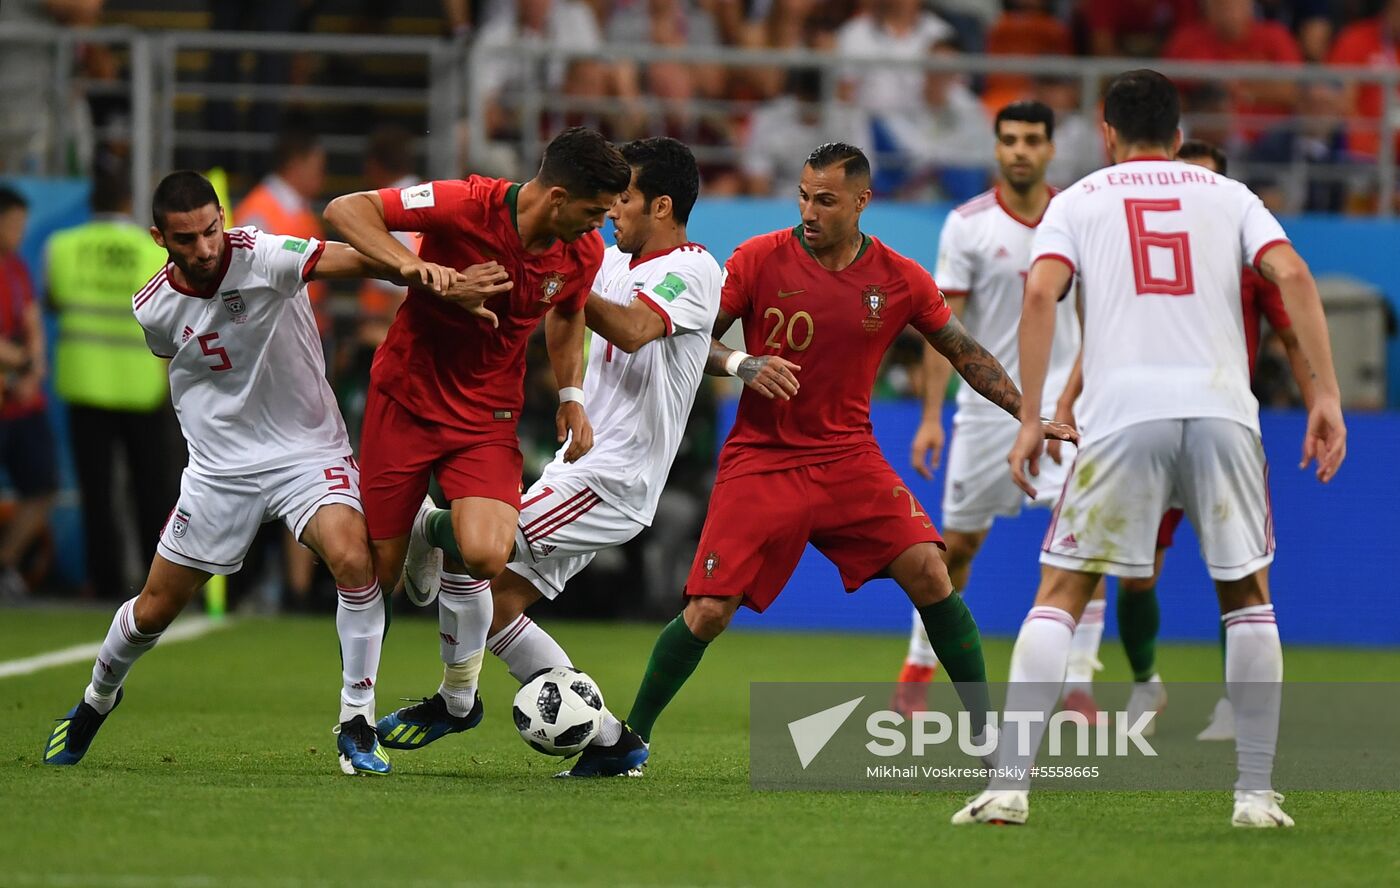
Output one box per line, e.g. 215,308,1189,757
44,688,123,766
376,692,483,750
335,714,392,775
556,721,649,777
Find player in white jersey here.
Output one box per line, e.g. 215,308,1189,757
42,171,491,777
377,138,720,777
893,102,1108,720
954,70,1346,829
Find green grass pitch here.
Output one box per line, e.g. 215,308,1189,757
2,608,1398,887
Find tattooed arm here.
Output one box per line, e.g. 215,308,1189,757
923,313,1022,420
705,309,802,400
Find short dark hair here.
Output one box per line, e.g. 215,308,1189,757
805,142,871,183
995,100,1055,141
152,170,219,230
92,167,132,214
1103,69,1180,147
366,124,415,178
0,185,27,215
538,127,631,199
620,137,700,225
272,126,322,172
1176,139,1228,175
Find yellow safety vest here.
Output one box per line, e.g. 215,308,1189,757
46,219,169,411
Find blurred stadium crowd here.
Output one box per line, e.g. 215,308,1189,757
0,0,1357,610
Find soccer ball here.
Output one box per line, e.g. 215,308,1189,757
512,666,605,756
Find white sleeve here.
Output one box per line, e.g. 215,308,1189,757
933,210,974,295
1238,186,1290,269
1030,191,1079,274
138,312,176,358
255,229,325,297
636,255,721,337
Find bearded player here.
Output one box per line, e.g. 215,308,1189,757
617,143,1077,756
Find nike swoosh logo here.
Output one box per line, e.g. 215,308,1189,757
777,289,805,299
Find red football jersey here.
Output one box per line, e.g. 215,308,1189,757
1240,265,1291,379
717,227,951,480
373,176,602,431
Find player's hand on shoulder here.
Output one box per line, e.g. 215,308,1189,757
558,401,593,463
1301,397,1346,483
910,418,945,480
738,354,801,401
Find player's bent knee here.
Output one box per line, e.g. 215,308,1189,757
684,595,736,641
1120,576,1155,594
460,549,509,582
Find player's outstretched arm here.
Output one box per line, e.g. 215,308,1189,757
583,291,667,353
1257,243,1347,481
1006,256,1078,497
547,307,593,462
925,314,1022,419
705,310,801,399
324,191,456,295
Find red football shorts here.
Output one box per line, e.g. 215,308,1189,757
1156,508,1186,549
359,385,522,539
685,450,944,612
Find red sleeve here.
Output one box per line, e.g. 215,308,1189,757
1328,27,1369,65
559,235,604,314
300,241,326,282
378,180,473,234
1257,277,1291,331
720,241,759,320
908,264,952,335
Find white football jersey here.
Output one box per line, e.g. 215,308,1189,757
1031,159,1289,441
562,243,722,526
935,188,1081,420
133,226,351,474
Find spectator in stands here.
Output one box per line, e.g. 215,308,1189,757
1248,81,1355,214
471,0,613,157
0,186,57,599
741,67,872,195
983,0,1072,111
1032,75,1105,188
1256,0,1334,63
1328,0,1400,158
884,41,993,200
0,0,104,174
46,170,175,600
1163,0,1302,139
355,125,419,352
642,40,745,193
610,0,727,107
1080,0,1197,58
835,0,956,117
739,0,836,101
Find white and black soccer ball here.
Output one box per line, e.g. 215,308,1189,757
512,666,605,756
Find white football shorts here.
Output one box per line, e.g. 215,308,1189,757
507,468,645,600
942,414,1074,533
1040,418,1273,580
157,454,362,574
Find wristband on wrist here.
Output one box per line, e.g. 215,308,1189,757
559,386,584,405
723,350,750,377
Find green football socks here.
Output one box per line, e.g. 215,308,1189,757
1118,585,1160,682
626,615,711,743
917,593,991,738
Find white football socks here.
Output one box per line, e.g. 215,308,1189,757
488,613,573,683
1224,604,1282,792
905,606,940,668
85,598,162,714
438,572,491,717
1064,598,1106,691
992,605,1076,790
335,580,384,722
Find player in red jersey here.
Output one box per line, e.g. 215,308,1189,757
325,128,631,729
604,143,1077,768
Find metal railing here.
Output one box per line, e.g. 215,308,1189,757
2,24,1397,217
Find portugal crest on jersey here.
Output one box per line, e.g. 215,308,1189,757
220,289,247,324
703,551,720,579
540,272,567,304
861,285,887,332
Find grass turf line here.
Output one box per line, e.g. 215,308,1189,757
1,612,1397,886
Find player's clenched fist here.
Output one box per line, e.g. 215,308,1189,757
557,401,594,463
737,354,801,400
